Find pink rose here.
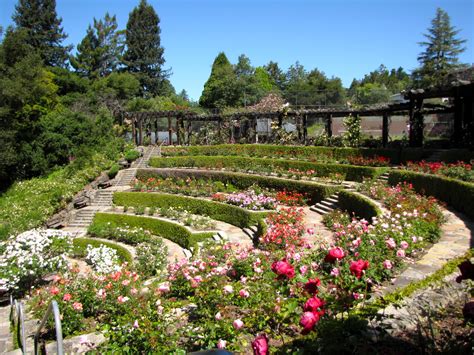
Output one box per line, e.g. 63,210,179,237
271,259,295,279
122,280,130,286
303,296,325,312
63,293,72,301
349,259,369,279
158,282,170,293
223,285,234,294
386,238,396,249
133,320,139,329
306,228,314,235
117,295,129,303
215,312,223,321
239,289,250,298
396,249,406,258
330,268,340,277
400,241,409,249
50,286,60,295
300,311,320,334
383,260,393,270
233,319,244,330
299,265,308,275
72,302,83,311
217,339,227,349
251,333,269,355
324,247,345,263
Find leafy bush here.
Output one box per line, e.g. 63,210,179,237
124,149,140,163
135,240,168,277
149,156,385,182
388,169,474,219
107,163,120,179
338,191,382,221
113,192,267,229
89,213,214,249
137,169,340,204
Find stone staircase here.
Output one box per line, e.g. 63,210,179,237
377,171,390,183
67,207,98,228
132,145,160,169
114,168,137,187
310,193,340,215
90,190,114,207
242,225,259,244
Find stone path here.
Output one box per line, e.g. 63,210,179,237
302,206,334,245
0,306,14,353
213,221,254,248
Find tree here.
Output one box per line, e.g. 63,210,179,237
264,61,285,91
123,0,167,96
413,8,467,87
12,0,71,67
71,13,123,79
199,52,239,109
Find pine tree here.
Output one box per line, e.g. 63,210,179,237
71,13,123,79
413,8,467,87
12,0,71,67
199,52,239,109
123,0,167,96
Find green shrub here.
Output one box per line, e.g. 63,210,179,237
137,168,341,204
124,149,140,163
388,170,474,219
107,163,120,179
149,156,384,182
338,190,382,221
89,213,213,249
72,237,133,264
113,192,267,229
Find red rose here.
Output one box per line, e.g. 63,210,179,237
324,247,345,263
251,333,269,355
271,259,295,279
303,278,321,294
349,259,369,279
303,296,325,312
300,311,320,334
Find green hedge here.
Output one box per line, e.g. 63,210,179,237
338,190,382,221
113,192,267,229
90,213,214,249
161,144,432,164
72,237,133,264
149,156,385,182
137,168,341,204
388,170,474,219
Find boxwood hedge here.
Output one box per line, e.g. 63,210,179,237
148,156,385,182
137,168,341,204
113,192,267,229
388,170,474,219
338,190,382,221
89,213,214,249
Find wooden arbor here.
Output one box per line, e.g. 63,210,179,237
125,103,455,148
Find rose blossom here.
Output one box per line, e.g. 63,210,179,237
396,249,406,258
400,241,409,249
349,259,369,279
306,228,314,235
215,312,223,321
386,238,396,249
299,265,308,275
72,302,83,311
251,333,269,355
383,260,393,270
300,311,320,334
324,247,345,263
133,320,139,329
239,289,250,298
233,319,244,330
271,259,295,279
63,293,72,301
223,285,234,294
303,296,325,312
217,339,227,349
303,278,321,294
158,282,170,293
117,295,129,303
330,268,340,277
50,286,60,295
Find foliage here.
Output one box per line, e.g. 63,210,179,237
343,114,362,147
123,0,167,96
0,229,72,293
124,149,140,162
135,240,168,277
337,190,382,221
107,163,120,179
89,213,214,249
405,160,474,182
412,8,467,88
12,0,72,67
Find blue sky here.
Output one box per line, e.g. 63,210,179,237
1,0,473,101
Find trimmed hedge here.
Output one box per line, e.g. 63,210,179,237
338,190,382,221
72,237,133,264
90,213,214,249
113,192,267,229
137,168,341,204
149,156,385,182
388,170,474,219
161,144,433,164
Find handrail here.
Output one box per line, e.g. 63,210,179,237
10,295,27,354
34,300,64,355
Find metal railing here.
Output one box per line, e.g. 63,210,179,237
10,295,27,354
34,300,64,355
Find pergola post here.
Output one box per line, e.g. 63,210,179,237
138,117,143,146
186,120,192,145
252,118,257,143
176,117,181,145
409,97,424,147
167,116,172,145
326,114,333,138
217,119,222,142
155,119,159,144
303,114,308,145
131,117,137,145
382,112,389,148
453,91,463,146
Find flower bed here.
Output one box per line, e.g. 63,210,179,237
405,160,474,182
212,190,277,211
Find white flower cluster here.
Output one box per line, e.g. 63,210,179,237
0,229,72,291
85,244,120,274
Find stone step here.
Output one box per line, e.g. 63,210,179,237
320,200,338,208
310,206,330,215
329,193,339,199
248,225,258,233
314,203,333,212
326,197,339,204
242,228,255,240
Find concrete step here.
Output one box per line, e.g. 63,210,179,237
320,200,337,208
314,203,333,212
329,194,339,199
242,228,255,240
310,206,330,215
326,197,339,204
248,225,258,233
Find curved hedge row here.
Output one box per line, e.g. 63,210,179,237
148,156,385,182
72,237,133,264
137,168,341,204
89,213,214,249
338,190,382,221
388,170,474,219
161,144,434,164
113,192,268,229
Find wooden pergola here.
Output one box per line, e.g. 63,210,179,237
125,102,453,147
